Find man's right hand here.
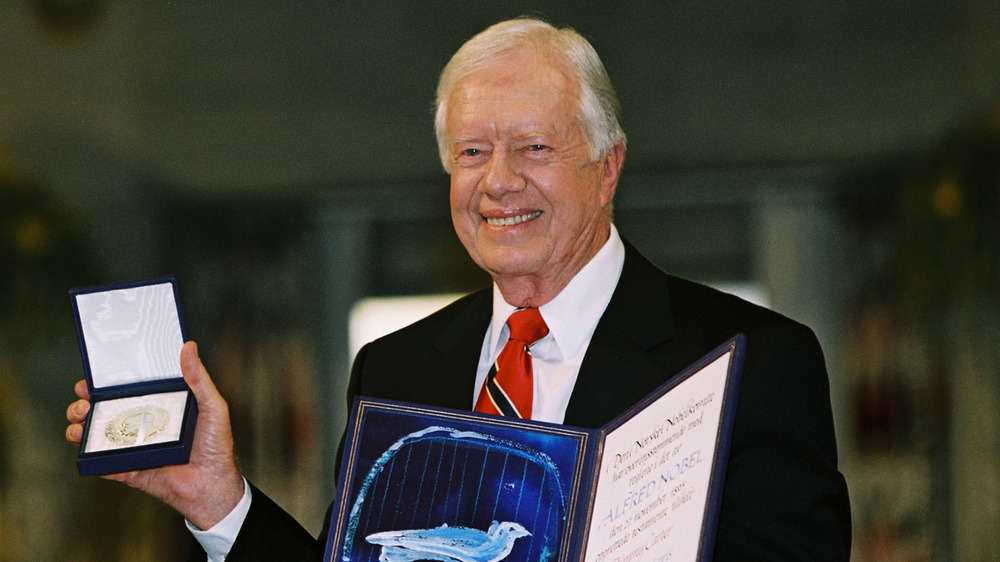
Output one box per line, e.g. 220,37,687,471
65,341,246,531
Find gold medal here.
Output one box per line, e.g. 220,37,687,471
104,405,170,446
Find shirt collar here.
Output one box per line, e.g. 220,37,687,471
488,224,626,360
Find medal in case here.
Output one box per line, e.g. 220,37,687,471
70,277,198,476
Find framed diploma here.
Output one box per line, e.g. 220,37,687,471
70,276,198,476
325,335,745,562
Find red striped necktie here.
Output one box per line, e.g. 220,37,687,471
474,307,549,419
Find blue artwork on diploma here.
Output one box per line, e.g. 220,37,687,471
337,406,588,562
366,520,530,562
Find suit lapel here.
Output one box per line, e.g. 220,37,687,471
429,289,492,410
423,242,678,426
564,242,677,428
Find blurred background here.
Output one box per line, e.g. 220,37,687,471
2,1,999,560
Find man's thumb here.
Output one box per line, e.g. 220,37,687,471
180,341,221,409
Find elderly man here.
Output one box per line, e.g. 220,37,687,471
67,17,850,560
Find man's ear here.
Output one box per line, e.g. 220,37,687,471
599,142,625,207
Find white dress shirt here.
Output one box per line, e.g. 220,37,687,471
187,478,252,561
192,224,626,558
474,224,625,423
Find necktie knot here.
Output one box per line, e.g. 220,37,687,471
474,307,547,419
506,307,549,346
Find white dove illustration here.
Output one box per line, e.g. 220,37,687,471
365,520,531,562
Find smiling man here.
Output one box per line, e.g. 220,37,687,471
66,17,851,561
443,46,623,309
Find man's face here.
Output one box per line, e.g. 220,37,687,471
445,52,621,298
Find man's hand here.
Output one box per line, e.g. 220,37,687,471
65,341,245,530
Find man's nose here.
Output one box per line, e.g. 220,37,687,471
479,150,526,196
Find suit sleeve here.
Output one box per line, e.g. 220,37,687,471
187,482,323,561
713,323,851,560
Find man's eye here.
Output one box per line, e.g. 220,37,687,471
461,148,481,157
527,144,547,151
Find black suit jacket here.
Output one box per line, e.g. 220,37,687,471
220,240,851,560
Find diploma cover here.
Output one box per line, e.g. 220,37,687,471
325,335,745,562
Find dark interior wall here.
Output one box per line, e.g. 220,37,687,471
2,1,999,194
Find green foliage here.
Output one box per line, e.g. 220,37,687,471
895,120,1000,321
0,165,100,345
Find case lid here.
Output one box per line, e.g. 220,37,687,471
70,276,187,394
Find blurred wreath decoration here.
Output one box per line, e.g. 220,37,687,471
30,0,105,37
894,103,1000,321
0,153,99,346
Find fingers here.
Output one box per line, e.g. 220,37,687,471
74,379,90,400
180,341,227,414
102,470,138,485
66,398,90,423
66,390,92,446
65,422,84,446
180,341,205,386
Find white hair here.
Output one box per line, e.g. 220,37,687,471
434,17,627,172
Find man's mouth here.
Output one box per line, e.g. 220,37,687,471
484,211,542,227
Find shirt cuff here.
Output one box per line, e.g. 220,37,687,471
185,478,252,562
